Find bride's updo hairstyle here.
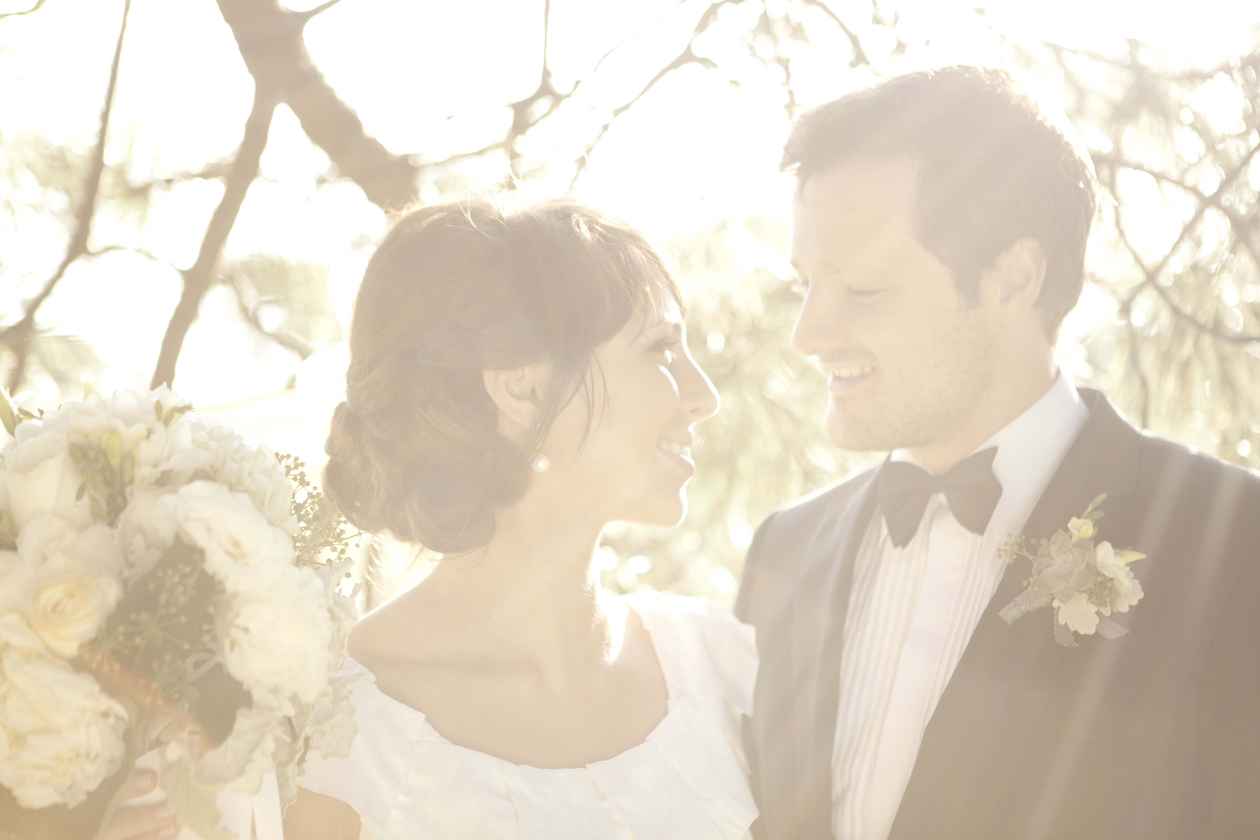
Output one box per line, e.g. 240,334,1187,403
324,200,679,553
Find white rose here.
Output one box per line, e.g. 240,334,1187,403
16,517,124,581
2,424,93,533
0,550,22,614
218,568,332,714
132,416,208,489
26,572,122,658
185,422,296,535
166,481,295,594
0,629,129,808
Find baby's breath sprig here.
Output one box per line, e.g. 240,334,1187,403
276,452,359,573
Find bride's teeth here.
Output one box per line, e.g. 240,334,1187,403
658,441,691,458
832,365,874,379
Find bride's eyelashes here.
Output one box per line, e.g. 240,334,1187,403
848,286,887,300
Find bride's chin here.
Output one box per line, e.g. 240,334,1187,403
646,493,689,528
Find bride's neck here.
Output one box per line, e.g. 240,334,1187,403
414,498,617,672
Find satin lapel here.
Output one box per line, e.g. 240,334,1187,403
790,469,880,836
889,389,1144,838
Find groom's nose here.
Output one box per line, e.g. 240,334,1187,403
791,291,844,358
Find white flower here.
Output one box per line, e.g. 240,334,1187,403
0,617,129,808
1094,541,1145,579
16,517,121,577
166,481,295,594
1053,592,1100,636
1108,573,1144,615
1094,541,1146,615
182,422,297,535
116,489,179,580
218,567,332,715
2,425,92,533
197,705,283,792
1067,516,1096,541
5,519,124,656
0,551,20,614
26,573,122,659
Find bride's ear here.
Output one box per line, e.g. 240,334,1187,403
483,363,551,440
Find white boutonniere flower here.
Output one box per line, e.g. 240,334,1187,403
999,494,1146,647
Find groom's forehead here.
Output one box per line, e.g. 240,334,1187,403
793,186,910,268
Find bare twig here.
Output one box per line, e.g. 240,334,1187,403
228,279,314,359
798,0,869,67
84,244,173,269
150,87,278,387
1145,142,1260,283
1043,40,1260,83
294,0,347,23
0,0,46,21
1093,153,1260,270
1,0,131,391
570,46,716,189
1111,142,1260,346
504,0,559,184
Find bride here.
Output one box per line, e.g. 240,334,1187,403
283,200,758,839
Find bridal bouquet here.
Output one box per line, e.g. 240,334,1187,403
0,388,357,836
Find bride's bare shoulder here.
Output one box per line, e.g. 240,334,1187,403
346,580,453,667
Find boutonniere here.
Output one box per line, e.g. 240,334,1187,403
998,494,1146,647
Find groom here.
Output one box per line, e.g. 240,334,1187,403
736,66,1260,840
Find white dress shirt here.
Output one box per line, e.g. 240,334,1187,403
831,374,1089,840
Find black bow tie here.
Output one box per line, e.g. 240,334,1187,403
876,447,1003,548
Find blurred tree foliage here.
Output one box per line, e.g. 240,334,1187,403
1,0,1256,606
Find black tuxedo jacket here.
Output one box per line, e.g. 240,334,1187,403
735,389,1260,839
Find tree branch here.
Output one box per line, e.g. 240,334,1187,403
567,0,742,190
1,0,131,391
150,86,277,387
216,0,420,211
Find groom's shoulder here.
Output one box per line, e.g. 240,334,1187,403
759,464,879,541
1130,426,1260,517
1126,418,1259,490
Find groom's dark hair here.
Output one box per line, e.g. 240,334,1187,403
783,66,1097,340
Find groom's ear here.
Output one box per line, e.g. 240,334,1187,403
483,363,551,439
980,237,1047,311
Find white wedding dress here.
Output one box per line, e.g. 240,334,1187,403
298,592,759,839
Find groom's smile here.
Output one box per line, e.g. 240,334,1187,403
788,154,1003,464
